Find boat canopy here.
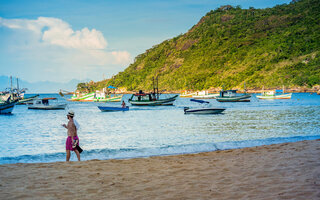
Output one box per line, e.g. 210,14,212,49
42,98,57,100
108,85,117,89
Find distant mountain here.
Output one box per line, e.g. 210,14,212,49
89,0,320,92
0,76,90,93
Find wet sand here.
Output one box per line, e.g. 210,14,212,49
0,139,319,200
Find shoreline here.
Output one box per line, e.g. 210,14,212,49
1,139,319,199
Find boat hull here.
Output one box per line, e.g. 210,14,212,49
98,106,129,112
129,95,178,106
216,94,251,102
184,107,225,114
28,104,67,110
0,101,17,114
192,94,219,99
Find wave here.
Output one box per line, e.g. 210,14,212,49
1,135,319,165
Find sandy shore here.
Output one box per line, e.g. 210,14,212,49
1,140,319,200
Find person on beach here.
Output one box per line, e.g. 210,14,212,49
62,110,80,161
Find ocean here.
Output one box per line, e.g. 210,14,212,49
0,93,319,164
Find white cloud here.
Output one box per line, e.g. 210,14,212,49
0,17,107,49
0,17,132,82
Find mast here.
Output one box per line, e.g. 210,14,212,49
153,77,155,94
10,76,13,92
156,76,159,96
17,78,19,92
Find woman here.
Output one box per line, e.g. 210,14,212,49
62,110,80,161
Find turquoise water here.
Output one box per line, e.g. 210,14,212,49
0,93,319,164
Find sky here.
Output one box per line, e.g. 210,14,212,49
0,0,292,83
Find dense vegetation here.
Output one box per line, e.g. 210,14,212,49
81,0,320,92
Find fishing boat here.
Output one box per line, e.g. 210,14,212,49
129,77,178,106
184,99,225,114
256,90,292,99
192,90,219,99
28,98,67,110
68,92,95,102
68,86,123,102
0,99,18,114
216,90,251,102
129,91,178,106
98,106,129,112
180,90,197,98
17,94,40,105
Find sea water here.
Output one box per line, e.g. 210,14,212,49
0,93,319,164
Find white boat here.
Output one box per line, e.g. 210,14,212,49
184,99,226,114
192,91,220,99
256,91,292,99
28,98,67,110
184,107,225,114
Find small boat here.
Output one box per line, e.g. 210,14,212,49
129,91,178,106
28,98,67,110
192,91,219,99
216,90,251,102
98,106,129,112
68,87,123,102
256,91,292,99
129,77,178,106
184,98,225,114
184,107,225,114
68,92,95,102
0,99,18,114
180,91,197,98
17,94,40,105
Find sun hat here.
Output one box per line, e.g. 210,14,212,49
67,110,75,117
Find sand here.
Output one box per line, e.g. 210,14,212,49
0,139,319,200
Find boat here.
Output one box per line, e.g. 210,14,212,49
184,107,225,114
128,77,178,106
129,91,178,106
98,106,129,112
192,90,219,99
93,92,123,102
184,99,225,114
17,94,40,105
256,90,292,99
68,86,123,102
28,98,67,110
68,92,95,102
180,90,197,98
0,99,18,114
216,90,251,102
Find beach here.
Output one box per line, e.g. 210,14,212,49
0,139,319,200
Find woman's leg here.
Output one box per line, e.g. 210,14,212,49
66,150,71,161
74,150,81,161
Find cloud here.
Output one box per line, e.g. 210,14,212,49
0,17,132,82
0,17,107,49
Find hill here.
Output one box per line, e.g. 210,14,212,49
0,76,88,93
84,0,320,92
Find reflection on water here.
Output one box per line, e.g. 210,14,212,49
0,93,319,164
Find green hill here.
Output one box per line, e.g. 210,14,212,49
84,0,320,92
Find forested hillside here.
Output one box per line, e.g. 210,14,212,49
84,0,320,92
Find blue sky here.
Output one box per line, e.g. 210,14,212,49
0,0,292,83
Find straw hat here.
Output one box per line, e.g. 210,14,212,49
67,110,75,117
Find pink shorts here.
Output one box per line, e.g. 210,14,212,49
66,136,79,151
